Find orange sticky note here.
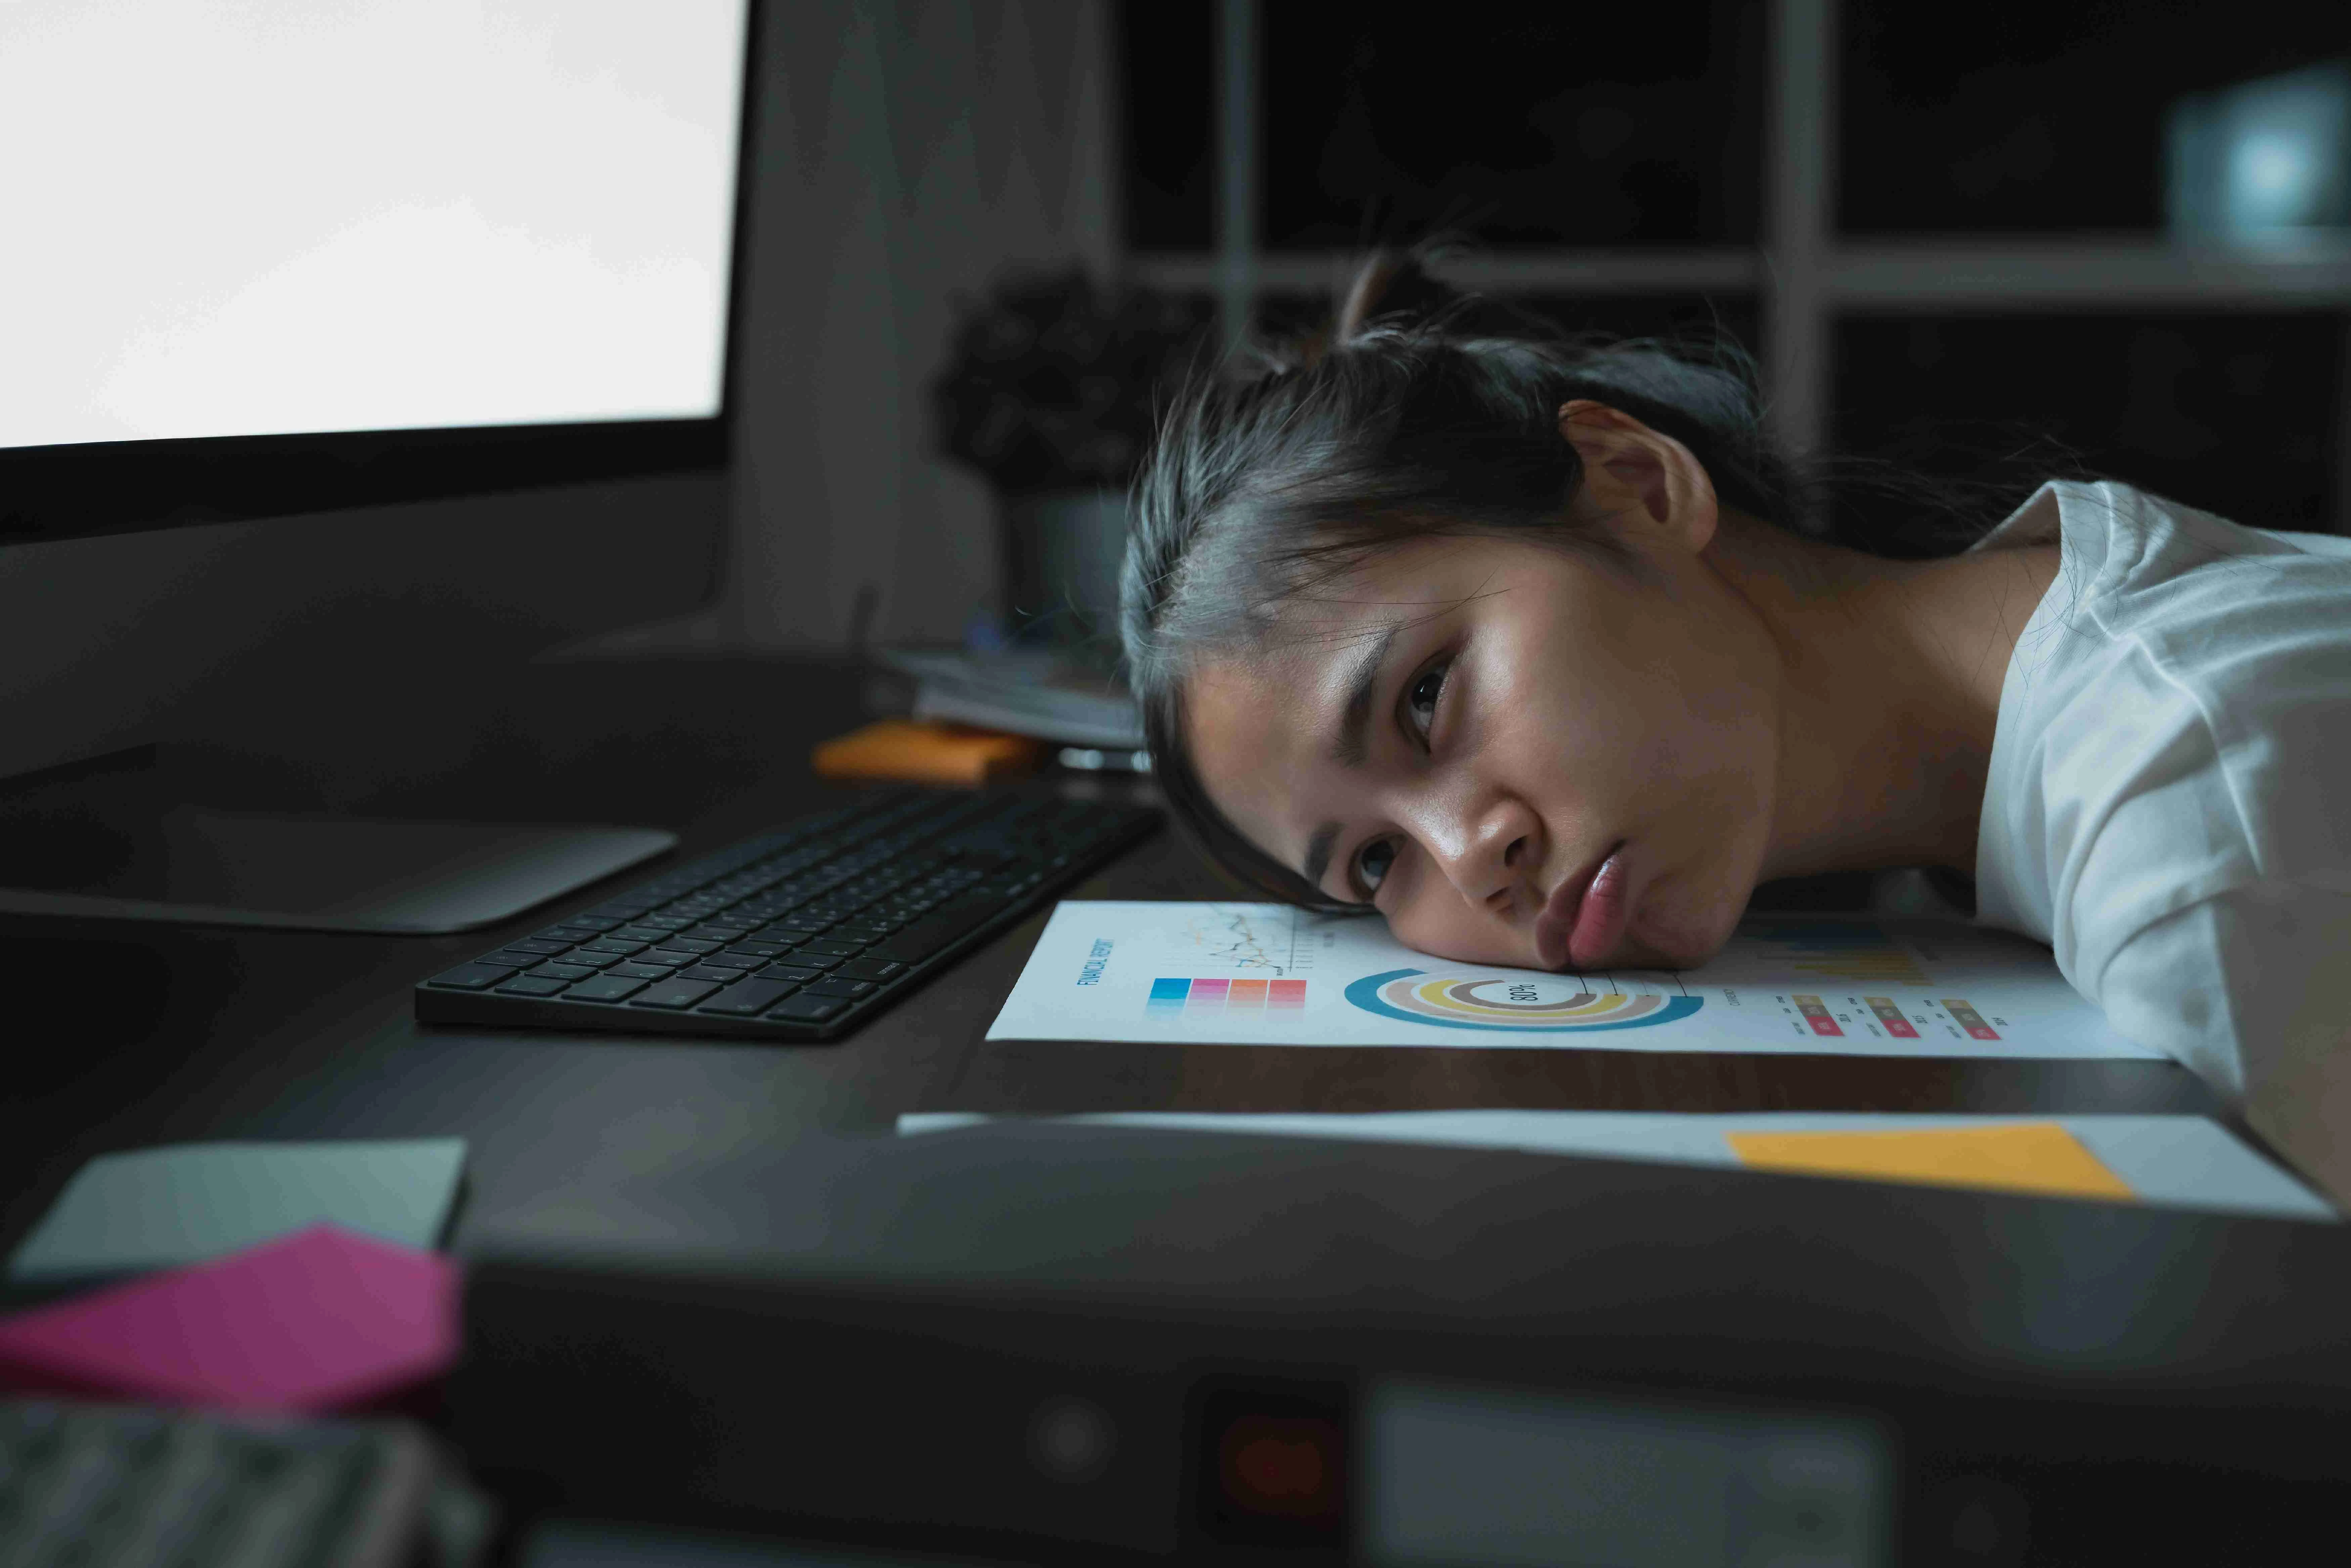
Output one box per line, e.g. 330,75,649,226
1724,1123,2136,1202
811,719,1040,787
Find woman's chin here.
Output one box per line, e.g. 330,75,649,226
1616,892,1743,971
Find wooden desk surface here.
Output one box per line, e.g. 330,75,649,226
0,653,2241,1263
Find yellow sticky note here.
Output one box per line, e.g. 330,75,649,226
1724,1123,2136,1202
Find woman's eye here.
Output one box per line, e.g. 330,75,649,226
1355,837,1398,894
1405,660,1450,739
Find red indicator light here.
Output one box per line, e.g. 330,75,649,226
1219,1415,1340,1521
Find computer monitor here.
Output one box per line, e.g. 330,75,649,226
0,0,759,931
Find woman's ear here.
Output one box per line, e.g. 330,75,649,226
1558,399,1719,557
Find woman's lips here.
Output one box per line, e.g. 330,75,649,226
1533,841,1625,970
1568,843,1633,969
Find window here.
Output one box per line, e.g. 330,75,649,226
1116,0,2351,533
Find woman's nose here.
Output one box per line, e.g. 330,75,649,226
1423,793,1543,903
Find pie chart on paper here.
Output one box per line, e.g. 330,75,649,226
1346,970,1705,1032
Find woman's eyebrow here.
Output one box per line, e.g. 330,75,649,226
1329,624,1399,767
1301,821,1340,888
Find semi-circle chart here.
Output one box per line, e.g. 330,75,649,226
1344,969,1703,1032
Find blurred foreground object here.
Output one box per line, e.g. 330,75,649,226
0,1399,493,1567
0,1225,460,1413
812,720,1041,787
2168,59,2351,246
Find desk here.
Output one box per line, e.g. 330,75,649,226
0,654,2333,1564
0,653,2229,1240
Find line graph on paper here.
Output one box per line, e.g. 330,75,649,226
1179,906,1318,976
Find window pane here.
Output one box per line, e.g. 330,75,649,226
1831,312,2345,534
1116,0,1215,251
1261,1,1764,250
1840,3,2351,237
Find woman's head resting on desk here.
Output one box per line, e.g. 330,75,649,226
1119,243,2073,974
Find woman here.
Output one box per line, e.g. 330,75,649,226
1120,247,2351,1202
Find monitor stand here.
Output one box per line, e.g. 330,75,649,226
0,748,675,935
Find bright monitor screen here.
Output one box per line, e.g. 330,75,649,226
0,0,749,451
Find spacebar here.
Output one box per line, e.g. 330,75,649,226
866,898,1005,964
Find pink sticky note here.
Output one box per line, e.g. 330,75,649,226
0,1223,460,1412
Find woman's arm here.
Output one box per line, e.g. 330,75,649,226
2095,884,2351,1208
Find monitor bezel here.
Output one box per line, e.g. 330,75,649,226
0,0,763,547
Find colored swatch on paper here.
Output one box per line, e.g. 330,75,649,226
1942,999,2000,1039
1741,919,1932,985
1726,1122,2134,1201
1149,977,1306,1014
1862,997,1919,1039
1790,993,1842,1037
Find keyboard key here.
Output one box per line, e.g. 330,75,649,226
724,941,792,958
795,939,867,958
582,938,650,955
699,952,766,970
504,938,574,956
634,914,696,930
757,963,828,984
612,926,676,944
483,949,559,969
680,964,748,983
630,979,720,1010
688,922,754,939
496,976,572,996
565,975,648,1002
542,915,622,935
766,994,845,1023
837,958,905,982
807,977,874,999
530,961,597,981
769,952,840,972
658,936,724,955
607,961,677,980
556,948,622,969
428,962,518,989
696,979,797,1016
868,898,1000,965
837,915,907,935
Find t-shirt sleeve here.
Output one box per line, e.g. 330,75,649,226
2097,882,2351,1205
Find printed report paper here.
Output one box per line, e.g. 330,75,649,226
986,902,2163,1059
898,1111,2333,1221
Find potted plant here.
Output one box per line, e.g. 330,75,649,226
931,265,1208,655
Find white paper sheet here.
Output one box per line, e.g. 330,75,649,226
898,1111,2334,1222
985,902,2162,1059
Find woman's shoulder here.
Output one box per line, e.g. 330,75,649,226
1975,480,2351,957
1975,479,2351,613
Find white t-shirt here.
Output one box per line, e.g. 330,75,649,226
1972,480,2351,1147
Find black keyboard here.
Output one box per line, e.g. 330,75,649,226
415,789,1159,1041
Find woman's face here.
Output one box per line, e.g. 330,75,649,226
1184,403,1786,973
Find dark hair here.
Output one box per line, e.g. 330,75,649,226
1119,242,2092,906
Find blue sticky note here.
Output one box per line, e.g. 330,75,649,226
6,1138,468,1284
